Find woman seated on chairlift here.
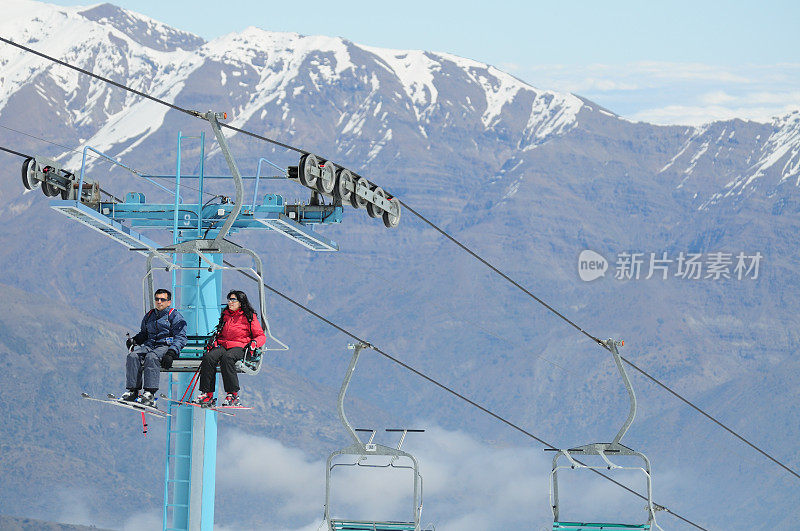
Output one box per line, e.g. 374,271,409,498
194,290,266,407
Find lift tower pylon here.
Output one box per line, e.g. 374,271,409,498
37,110,342,530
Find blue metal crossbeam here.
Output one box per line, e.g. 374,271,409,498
98,200,342,228
48,195,341,252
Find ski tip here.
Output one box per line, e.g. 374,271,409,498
80,392,90,398
107,394,116,399
160,393,168,398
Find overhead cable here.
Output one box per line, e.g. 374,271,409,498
399,200,800,482
1,34,795,491
223,258,707,531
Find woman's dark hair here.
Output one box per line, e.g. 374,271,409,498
226,290,256,322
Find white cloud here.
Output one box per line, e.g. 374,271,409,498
217,430,325,519
699,91,738,105
213,426,553,529
123,510,162,530
518,62,800,125
42,427,680,530
211,425,671,530
631,103,800,126
55,488,94,527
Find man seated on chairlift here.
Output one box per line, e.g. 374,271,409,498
122,289,187,407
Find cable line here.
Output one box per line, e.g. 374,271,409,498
1,32,795,500
0,37,307,156
0,124,213,199
222,257,707,531
0,145,29,158
399,200,604,346
399,200,800,482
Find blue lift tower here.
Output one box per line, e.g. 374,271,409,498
20,110,401,530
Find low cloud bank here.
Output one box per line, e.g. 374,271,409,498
214,425,660,530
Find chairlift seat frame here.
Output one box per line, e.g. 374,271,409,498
549,340,660,531
324,344,426,531
142,238,287,379
162,334,264,375
553,523,650,530
330,520,417,530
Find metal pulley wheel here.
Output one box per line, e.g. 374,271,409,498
367,186,385,218
298,154,319,189
350,177,369,209
21,158,40,190
382,197,401,228
335,168,353,202
316,160,336,194
41,179,60,197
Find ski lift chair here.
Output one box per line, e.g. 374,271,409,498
546,340,661,531
140,238,288,376
324,343,430,531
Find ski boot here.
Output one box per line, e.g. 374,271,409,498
138,391,156,408
193,392,215,407
222,392,240,407
120,390,139,402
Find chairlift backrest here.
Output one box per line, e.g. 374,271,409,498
142,238,288,374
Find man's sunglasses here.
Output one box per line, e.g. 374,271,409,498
227,297,239,302
155,297,169,302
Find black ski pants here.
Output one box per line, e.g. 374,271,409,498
199,346,245,394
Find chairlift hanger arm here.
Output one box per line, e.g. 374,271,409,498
604,339,636,445
201,111,243,246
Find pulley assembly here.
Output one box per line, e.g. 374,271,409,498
290,154,401,228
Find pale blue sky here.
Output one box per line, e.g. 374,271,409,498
47,0,800,125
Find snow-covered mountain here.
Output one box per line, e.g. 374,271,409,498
1,2,799,530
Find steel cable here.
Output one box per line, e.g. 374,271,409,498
0,35,787,526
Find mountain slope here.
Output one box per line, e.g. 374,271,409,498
0,2,799,530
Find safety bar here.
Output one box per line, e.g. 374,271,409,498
78,145,178,200
252,157,290,208
142,240,289,352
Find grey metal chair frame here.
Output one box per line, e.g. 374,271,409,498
324,343,424,531
548,339,661,530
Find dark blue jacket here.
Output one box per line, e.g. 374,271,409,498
133,307,188,352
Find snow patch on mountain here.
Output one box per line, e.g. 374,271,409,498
699,112,800,208
78,2,204,52
523,89,584,144
764,111,800,186
0,0,199,132
366,47,439,111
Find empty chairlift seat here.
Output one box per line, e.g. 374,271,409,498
330,521,418,531
553,522,650,530
548,340,661,531
325,344,431,531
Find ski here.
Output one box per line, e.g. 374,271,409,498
158,394,251,416
81,392,170,418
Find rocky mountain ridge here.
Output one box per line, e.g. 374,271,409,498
0,1,798,530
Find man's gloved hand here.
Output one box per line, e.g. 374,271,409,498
161,350,177,370
126,337,137,350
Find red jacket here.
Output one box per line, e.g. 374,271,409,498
216,308,267,349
